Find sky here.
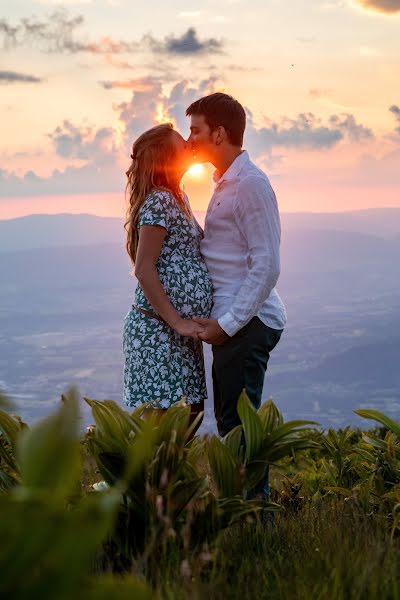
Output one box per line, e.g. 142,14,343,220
1,0,400,219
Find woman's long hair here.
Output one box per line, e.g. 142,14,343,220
124,123,190,264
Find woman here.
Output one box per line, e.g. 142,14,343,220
123,123,213,430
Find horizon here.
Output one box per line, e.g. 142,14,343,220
2,203,400,223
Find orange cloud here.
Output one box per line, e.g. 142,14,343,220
100,78,158,92
355,0,400,13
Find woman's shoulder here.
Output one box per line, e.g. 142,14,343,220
145,188,176,202
138,189,180,229
142,189,177,211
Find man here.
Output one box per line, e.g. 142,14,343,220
186,93,287,499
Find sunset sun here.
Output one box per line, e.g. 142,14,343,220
187,163,204,177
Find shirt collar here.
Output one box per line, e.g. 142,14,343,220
213,150,249,186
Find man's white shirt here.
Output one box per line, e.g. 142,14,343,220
200,150,287,337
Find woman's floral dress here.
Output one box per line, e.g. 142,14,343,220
123,190,213,409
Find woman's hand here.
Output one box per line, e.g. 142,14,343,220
174,318,205,339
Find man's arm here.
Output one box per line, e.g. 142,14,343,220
217,174,281,337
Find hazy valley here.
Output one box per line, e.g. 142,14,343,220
0,208,399,432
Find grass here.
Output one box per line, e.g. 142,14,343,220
2,391,399,599
84,448,400,600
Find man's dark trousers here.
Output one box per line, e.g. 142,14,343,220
212,317,283,498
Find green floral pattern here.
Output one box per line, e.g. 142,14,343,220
123,190,213,408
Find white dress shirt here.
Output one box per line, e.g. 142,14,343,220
200,150,287,337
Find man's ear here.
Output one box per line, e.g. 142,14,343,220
214,125,225,146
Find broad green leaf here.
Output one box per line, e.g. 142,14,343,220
237,390,264,461
354,409,400,437
263,438,320,463
17,387,81,501
167,477,209,519
222,425,243,459
0,409,27,452
208,435,242,497
258,397,284,433
186,436,208,467
267,420,320,445
184,408,204,443
101,399,143,437
0,490,120,599
155,401,191,446
124,420,158,484
84,398,129,453
245,459,270,491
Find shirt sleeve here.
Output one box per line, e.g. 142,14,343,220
138,190,174,231
217,175,282,337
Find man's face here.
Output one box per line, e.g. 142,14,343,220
187,114,215,163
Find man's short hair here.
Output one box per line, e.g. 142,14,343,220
186,93,246,146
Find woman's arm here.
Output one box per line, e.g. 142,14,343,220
135,224,204,339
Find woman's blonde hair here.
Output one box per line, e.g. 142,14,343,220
124,122,190,264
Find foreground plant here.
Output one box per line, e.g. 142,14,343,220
84,397,276,575
208,391,320,499
0,389,155,600
0,394,27,492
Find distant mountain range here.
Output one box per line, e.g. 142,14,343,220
0,209,399,429
1,207,400,253
281,207,400,239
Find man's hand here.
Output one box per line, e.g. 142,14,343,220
174,318,205,339
192,317,229,345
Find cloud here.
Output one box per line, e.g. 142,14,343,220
102,55,133,69
328,114,374,141
144,28,223,56
0,77,219,196
0,9,137,54
0,163,123,196
99,77,159,91
0,13,224,61
245,111,373,158
0,119,122,196
224,64,263,72
0,79,378,197
389,104,400,135
309,88,332,99
162,77,220,133
354,0,400,13
0,70,43,84
115,76,218,148
115,82,164,151
48,120,117,164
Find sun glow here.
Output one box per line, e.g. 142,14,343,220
155,102,170,124
187,163,204,177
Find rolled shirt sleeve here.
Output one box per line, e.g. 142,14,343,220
217,175,282,337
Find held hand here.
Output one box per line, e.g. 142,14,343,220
192,317,229,345
175,318,205,339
